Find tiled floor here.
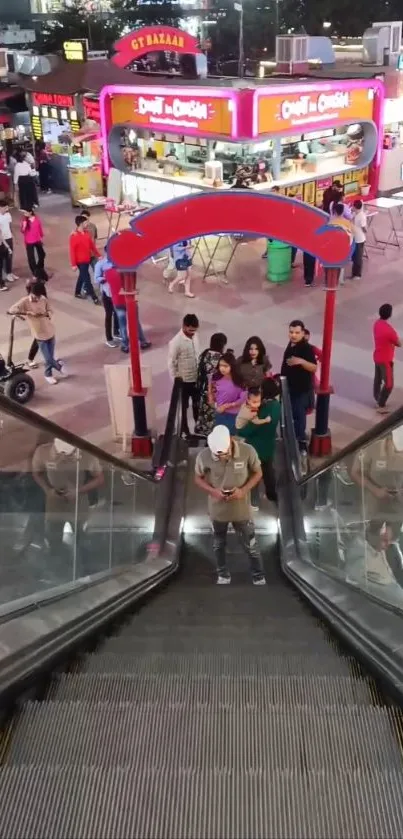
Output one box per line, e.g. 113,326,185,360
1,193,402,455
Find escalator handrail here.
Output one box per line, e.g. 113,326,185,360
297,401,403,487
0,383,181,484
154,377,182,474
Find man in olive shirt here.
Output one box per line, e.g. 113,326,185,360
194,424,265,585
32,437,104,552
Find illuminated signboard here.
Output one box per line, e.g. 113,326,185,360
111,92,233,136
112,26,201,68
257,85,375,135
32,92,75,109
63,39,88,63
31,115,43,140
83,97,100,122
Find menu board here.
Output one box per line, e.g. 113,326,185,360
276,168,369,208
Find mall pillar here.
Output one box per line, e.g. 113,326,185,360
310,267,340,458
122,271,153,457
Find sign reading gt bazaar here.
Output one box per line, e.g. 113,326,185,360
111,26,202,69
257,85,375,134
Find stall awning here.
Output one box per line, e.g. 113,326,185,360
0,86,24,103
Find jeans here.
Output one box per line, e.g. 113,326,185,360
291,246,298,265
181,381,199,436
352,242,364,278
26,242,46,278
303,252,316,286
114,306,129,351
102,292,120,342
37,336,62,378
5,238,13,275
75,263,96,299
374,362,394,408
290,391,310,450
0,243,8,285
251,458,277,506
214,410,236,434
212,519,264,579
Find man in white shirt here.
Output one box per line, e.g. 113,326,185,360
0,199,18,283
351,199,367,280
167,313,200,437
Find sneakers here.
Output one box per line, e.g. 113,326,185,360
57,361,68,378
253,576,266,586
105,340,118,348
140,341,152,350
45,375,57,385
251,505,259,512
6,274,15,282
0,285,8,292
217,574,231,585
27,360,38,368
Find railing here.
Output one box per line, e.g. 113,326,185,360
281,382,403,615
0,378,184,616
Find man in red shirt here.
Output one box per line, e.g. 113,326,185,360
373,303,401,413
70,215,100,304
105,267,151,354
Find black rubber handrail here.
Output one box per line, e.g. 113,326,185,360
298,402,403,487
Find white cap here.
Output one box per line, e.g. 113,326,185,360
54,438,76,456
207,425,231,455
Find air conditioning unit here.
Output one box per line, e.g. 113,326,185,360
363,20,402,66
275,36,309,74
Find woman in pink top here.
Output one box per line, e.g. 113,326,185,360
21,208,47,280
209,351,247,434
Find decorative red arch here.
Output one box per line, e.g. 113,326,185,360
108,191,352,270
111,26,202,69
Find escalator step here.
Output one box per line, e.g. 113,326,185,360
97,635,334,655
49,672,377,707
80,652,362,677
1,765,403,839
6,702,402,771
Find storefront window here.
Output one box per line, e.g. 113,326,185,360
278,123,374,185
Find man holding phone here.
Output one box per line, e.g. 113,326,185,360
194,425,265,585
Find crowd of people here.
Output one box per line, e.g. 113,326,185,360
167,313,324,584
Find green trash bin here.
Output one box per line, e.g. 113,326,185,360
267,239,292,284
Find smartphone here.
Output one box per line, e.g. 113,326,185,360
222,488,234,496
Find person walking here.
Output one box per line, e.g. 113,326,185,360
81,209,98,269
237,336,271,388
94,251,121,348
195,332,227,437
281,319,317,455
21,208,47,280
37,143,52,193
105,267,151,354
14,151,38,210
194,424,266,585
210,351,247,434
0,199,18,283
70,215,100,303
329,203,354,286
373,303,401,414
351,199,367,280
8,281,66,385
168,240,194,298
25,277,48,368
236,377,281,505
168,314,200,437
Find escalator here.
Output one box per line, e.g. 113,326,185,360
1,386,403,837
1,459,403,839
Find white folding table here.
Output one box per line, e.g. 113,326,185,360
365,197,403,250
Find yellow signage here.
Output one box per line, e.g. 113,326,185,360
63,40,87,62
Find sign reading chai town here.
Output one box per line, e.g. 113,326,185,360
111,26,202,69
256,83,375,135
109,90,235,137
